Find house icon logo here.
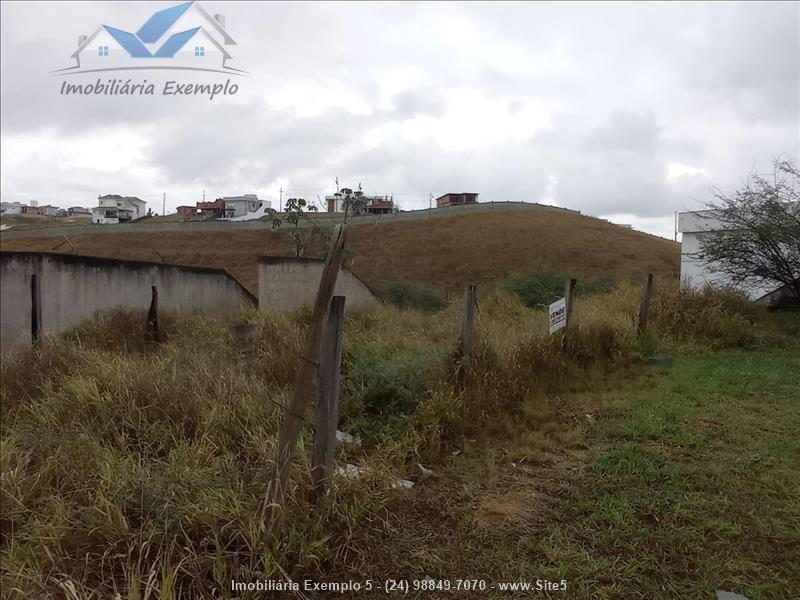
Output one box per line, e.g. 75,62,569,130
54,1,246,76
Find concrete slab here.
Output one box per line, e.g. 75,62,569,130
716,591,749,600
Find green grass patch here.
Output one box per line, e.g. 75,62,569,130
341,340,800,599
558,347,800,599
595,443,671,478
375,281,447,312
508,271,615,308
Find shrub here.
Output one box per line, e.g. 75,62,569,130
650,282,777,348
508,271,618,309
341,347,436,437
508,271,566,308
376,281,447,312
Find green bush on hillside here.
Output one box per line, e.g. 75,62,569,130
376,281,447,312
508,271,617,308
508,272,569,308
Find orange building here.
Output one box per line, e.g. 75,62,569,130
435,193,479,208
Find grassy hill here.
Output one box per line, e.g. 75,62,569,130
0,204,679,294
0,214,91,230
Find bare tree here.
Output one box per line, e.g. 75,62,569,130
695,158,800,300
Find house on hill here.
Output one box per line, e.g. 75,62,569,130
92,195,146,224
223,194,268,218
61,1,237,72
177,205,199,218
176,195,270,220
0,202,25,215
17,205,60,216
40,206,61,217
325,194,394,215
436,193,479,208
196,199,225,218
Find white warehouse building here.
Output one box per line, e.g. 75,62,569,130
678,209,794,303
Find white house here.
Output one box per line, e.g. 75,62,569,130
324,194,394,214
92,195,147,224
40,205,61,217
63,1,238,72
223,194,270,218
678,209,788,301
0,202,25,215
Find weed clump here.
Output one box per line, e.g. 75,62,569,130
508,271,616,308
508,271,566,308
651,282,778,348
375,281,447,312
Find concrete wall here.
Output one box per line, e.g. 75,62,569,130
678,209,728,234
258,256,378,312
0,252,256,353
680,230,779,300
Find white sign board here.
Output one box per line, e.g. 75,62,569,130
549,297,567,334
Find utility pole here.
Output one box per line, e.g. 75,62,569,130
279,188,283,212
203,189,206,202
429,193,433,210
162,192,166,216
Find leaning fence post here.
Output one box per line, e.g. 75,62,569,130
266,224,347,529
30,273,41,344
638,273,654,335
459,284,477,371
311,295,346,499
146,285,160,342
562,278,577,354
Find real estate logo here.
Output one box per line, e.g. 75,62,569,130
54,1,245,99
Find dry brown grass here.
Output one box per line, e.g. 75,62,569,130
0,214,92,230
1,283,793,598
1,205,679,294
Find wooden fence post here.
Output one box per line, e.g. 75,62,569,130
266,225,347,527
311,295,346,499
562,278,577,354
459,284,477,370
146,285,160,342
638,273,654,335
30,273,41,344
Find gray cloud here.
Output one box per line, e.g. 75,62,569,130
584,110,662,155
1,1,797,233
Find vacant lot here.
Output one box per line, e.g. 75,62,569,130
0,214,91,230
2,285,792,599
1,205,679,293
351,346,800,599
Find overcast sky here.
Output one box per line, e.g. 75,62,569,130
1,1,798,238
